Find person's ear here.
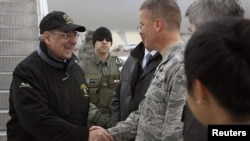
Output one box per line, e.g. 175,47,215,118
43,31,54,45
155,19,163,32
193,79,208,105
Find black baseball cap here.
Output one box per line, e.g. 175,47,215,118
39,11,86,34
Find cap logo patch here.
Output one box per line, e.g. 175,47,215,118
63,14,73,24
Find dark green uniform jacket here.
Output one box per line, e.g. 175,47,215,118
78,53,122,128
7,42,90,141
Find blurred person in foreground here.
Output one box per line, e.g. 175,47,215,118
184,16,250,128
183,0,245,140
90,0,187,140
6,11,112,141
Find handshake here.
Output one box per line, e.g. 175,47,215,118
89,126,114,141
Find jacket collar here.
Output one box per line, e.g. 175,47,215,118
131,42,161,63
92,53,111,66
130,42,145,62
37,42,77,69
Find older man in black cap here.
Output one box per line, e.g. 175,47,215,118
78,26,123,129
7,11,113,141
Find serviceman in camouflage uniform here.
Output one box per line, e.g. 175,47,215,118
90,0,187,140
78,26,123,129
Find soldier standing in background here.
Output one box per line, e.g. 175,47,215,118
78,26,123,129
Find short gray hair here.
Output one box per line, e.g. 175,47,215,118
185,0,245,28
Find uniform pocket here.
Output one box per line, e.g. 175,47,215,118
85,74,101,104
85,74,101,88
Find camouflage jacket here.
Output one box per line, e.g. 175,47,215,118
108,42,187,141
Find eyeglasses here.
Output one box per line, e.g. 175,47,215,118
49,31,79,39
97,37,111,42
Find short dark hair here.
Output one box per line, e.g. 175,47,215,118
185,17,250,117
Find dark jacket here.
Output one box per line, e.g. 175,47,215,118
110,42,162,126
7,42,90,141
183,104,208,141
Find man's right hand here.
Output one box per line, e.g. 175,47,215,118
89,126,114,141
